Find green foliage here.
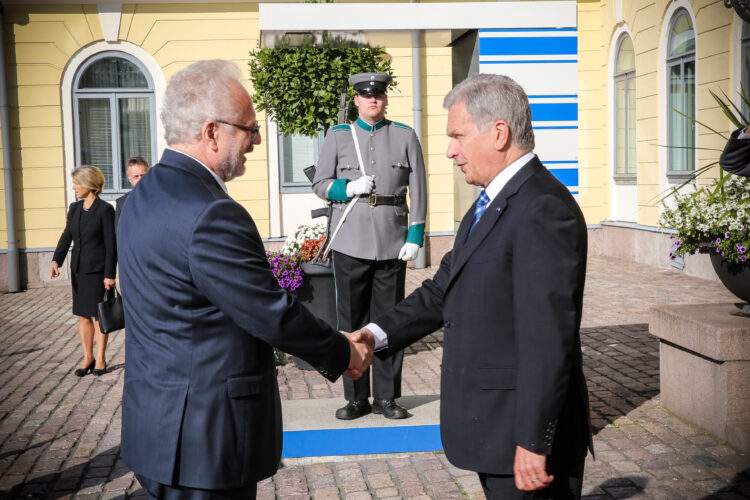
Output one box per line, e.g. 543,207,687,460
249,35,395,137
274,348,288,366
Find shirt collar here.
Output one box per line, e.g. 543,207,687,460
167,147,228,193
483,152,535,203
356,116,388,132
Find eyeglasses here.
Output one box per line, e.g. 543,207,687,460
216,119,261,140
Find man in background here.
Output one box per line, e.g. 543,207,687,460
115,156,149,227
719,125,750,177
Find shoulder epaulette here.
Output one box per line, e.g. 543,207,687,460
391,121,412,130
331,124,351,131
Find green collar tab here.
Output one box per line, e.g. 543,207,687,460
356,117,388,132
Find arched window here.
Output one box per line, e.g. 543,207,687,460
742,22,749,116
614,35,636,179
666,10,695,176
73,52,156,194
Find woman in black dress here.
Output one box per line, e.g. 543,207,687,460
51,166,117,376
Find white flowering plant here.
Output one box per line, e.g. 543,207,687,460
659,88,750,266
280,222,327,259
660,176,750,264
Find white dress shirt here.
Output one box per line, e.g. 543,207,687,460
366,152,537,349
167,147,228,193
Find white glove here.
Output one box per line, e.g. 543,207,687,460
346,175,375,197
398,242,420,261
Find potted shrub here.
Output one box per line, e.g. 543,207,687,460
659,89,750,303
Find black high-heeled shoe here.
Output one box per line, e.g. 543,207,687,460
74,360,95,377
92,362,107,376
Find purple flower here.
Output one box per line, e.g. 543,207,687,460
675,241,681,247
721,251,725,257
725,232,731,239
716,247,721,253
716,238,722,244
669,252,674,259
742,255,747,263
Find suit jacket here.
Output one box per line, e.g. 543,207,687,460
719,128,750,177
52,197,116,278
118,149,351,490
312,118,427,260
374,157,593,474
114,191,130,228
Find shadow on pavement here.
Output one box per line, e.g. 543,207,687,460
6,446,132,499
580,324,659,433
702,468,750,498
590,475,646,497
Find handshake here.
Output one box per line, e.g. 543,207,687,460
342,328,376,379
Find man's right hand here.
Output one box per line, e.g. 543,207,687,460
50,261,59,279
342,330,374,379
346,175,374,197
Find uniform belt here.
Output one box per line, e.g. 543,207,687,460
356,194,406,206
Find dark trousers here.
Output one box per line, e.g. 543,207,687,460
478,460,584,500
136,474,257,500
333,251,406,401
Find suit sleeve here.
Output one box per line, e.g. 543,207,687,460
101,203,117,279
511,193,586,454
188,199,350,381
313,128,351,201
52,203,75,266
719,128,750,177
406,130,427,245
373,250,452,358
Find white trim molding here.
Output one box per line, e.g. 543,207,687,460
608,25,638,222
259,2,577,31
61,41,166,207
97,3,122,42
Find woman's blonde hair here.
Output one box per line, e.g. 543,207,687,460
72,165,106,196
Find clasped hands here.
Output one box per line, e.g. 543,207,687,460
342,328,375,379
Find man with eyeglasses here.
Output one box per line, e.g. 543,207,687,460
118,59,373,500
114,156,149,228
312,72,427,420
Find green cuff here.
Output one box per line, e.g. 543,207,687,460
406,223,425,246
328,179,350,201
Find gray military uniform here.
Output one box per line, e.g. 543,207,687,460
312,117,427,260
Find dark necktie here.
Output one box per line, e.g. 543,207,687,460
469,190,490,234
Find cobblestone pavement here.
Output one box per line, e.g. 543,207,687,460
1,256,748,499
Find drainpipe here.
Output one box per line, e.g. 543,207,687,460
411,2,425,269
0,5,20,292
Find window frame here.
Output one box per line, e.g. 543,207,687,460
72,51,157,199
278,131,325,193
665,9,696,181
613,35,637,183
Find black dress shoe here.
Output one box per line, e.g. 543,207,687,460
74,360,95,377
372,399,409,419
92,363,107,376
335,400,371,420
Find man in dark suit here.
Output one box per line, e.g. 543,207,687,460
720,126,750,177
353,74,593,498
118,59,372,500
114,156,149,228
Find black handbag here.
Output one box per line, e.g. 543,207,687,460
97,287,125,334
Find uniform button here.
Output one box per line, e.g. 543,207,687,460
444,321,451,328
371,160,375,164
370,147,374,151
370,133,374,137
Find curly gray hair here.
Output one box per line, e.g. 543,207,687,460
161,60,247,145
443,73,535,152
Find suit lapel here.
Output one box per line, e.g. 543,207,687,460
448,158,544,289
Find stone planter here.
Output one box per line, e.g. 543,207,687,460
650,303,750,452
292,261,337,370
710,253,750,303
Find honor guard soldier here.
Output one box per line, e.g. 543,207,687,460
313,72,427,420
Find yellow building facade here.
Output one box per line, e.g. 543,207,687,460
0,0,746,290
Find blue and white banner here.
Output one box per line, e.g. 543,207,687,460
480,27,579,195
